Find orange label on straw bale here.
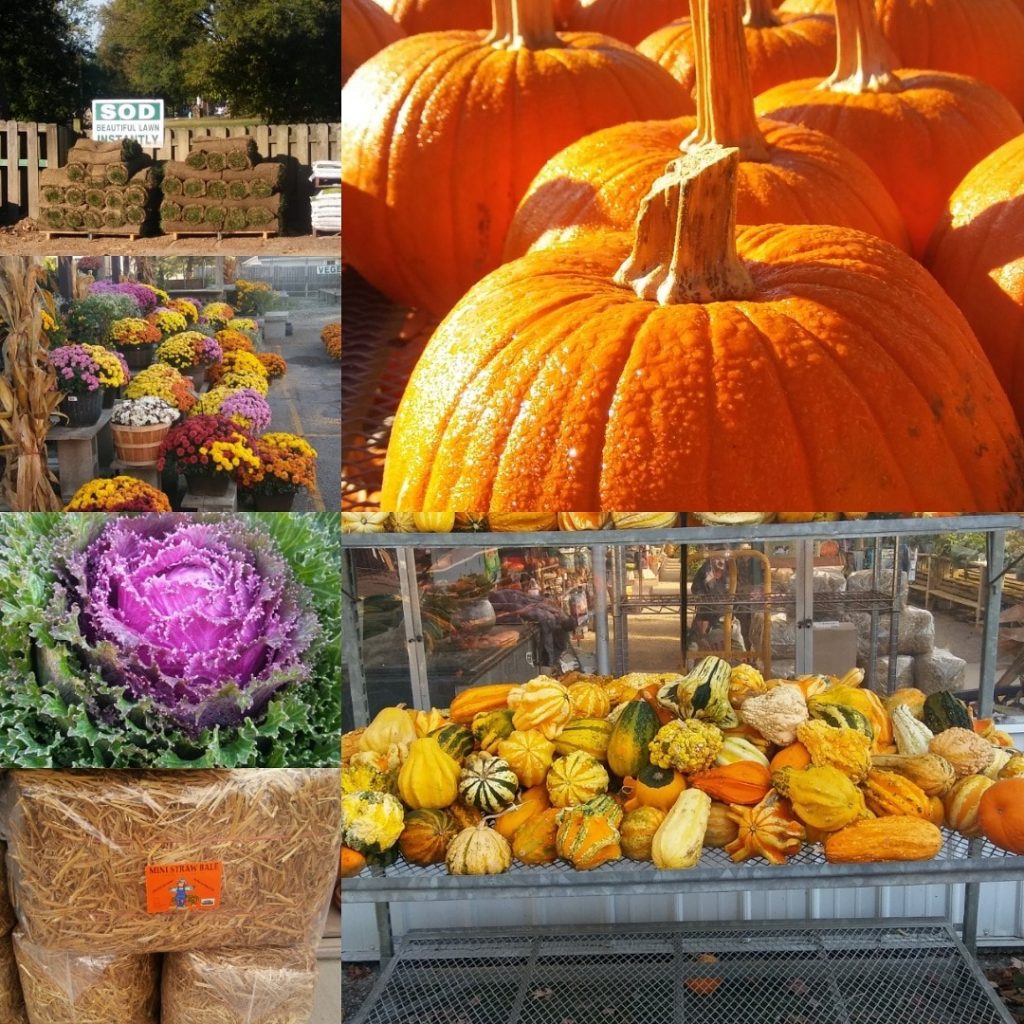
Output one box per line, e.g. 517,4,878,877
145,861,223,914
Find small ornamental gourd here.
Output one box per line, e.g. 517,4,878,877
341,791,405,856
340,846,367,878
772,765,867,832
622,765,687,813
341,761,394,796
555,803,623,870
796,720,872,783
691,761,772,805
648,719,723,774
978,778,1024,854
459,752,520,813
498,730,556,787
390,511,458,533
399,808,460,865
861,770,930,819
607,700,661,778
553,718,614,761
567,681,611,719
944,775,995,837
928,728,994,778
398,736,462,809
658,656,737,727
430,723,476,761
740,686,808,746
808,685,891,750
922,691,972,734
446,822,513,875
508,676,573,739
890,705,934,756
472,709,516,753
620,807,667,860
724,790,805,864
823,816,943,864
556,512,613,531
703,801,741,849
513,807,561,864
651,789,712,870
493,785,551,840
412,708,448,737
449,684,518,724
728,663,769,707
359,706,417,754
546,751,610,807
870,754,956,797
715,735,770,769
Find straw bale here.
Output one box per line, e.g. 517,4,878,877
2,770,340,955
161,945,318,1024
0,932,28,1024
13,932,157,1024
0,844,13,935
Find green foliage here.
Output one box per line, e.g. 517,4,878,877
65,293,140,345
0,513,340,768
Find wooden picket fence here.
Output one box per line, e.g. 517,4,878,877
0,121,340,224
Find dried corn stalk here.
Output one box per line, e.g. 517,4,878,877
161,945,318,1024
0,258,62,511
2,770,341,955
13,931,157,1024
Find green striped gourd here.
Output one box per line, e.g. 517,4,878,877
458,752,519,812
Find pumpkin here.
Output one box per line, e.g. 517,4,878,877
498,730,556,787
487,512,559,532
703,801,741,848
562,0,690,46
607,700,661,778
493,785,552,840
782,0,1024,112
391,512,457,533
557,512,612,531
341,511,391,533
861,769,930,819
773,765,867,832
377,0,491,33
870,753,956,797
770,742,811,774
621,806,667,860
399,808,460,864
342,0,405,84
512,806,561,863
823,816,943,863
449,684,517,724
458,752,520,812
472,709,517,753
724,790,805,864
692,761,772,805
340,846,367,878
944,774,996,837
546,751,610,807
342,0,693,316
978,779,1024,854
506,0,907,262
430,723,476,761
567,682,612,720
623,765,687,812
446,821,513,874
651,788,712,869
383,140,1024,511
756,0,1024,255
556,803,623,869
922,691,972,734
360,706,417,754
508,676,573,739
553,718,614,761
398,737,462,809
925,134,1024,431
637,0,836,97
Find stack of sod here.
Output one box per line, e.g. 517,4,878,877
160,137,285,234
39,139,159,234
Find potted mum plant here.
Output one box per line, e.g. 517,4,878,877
238,432,318,511
63,475,172,511
49,344,105,427
109,316,163,370
110,397,179,465
156,331,223,390
157,414,259,496
81,345,131,407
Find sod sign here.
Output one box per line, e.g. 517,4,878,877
91,99,165,147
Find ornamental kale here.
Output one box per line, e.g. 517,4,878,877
0,513,341,768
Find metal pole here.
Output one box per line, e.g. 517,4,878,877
397,548,430,709
611,546,628,674
342,549,370,728
374,903,394,964
795,539,814,674
868,537,881,685
887,535,901,695
681,543,689,666
593,544,610,676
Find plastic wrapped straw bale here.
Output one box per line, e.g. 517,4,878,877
12,932,157,1024
0,932,28,1024
1,769,340,955
161,945,318,1024
0,844,14,936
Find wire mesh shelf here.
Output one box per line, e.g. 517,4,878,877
342,829,1024,903
349,920,1013,1024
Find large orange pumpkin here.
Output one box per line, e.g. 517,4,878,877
925,134,1024,432
342,0,693,316
780,0,1024,112
505,0,907,259
376,0,492,33
382,145,1024,511
978,778,1024,854
756,0,1024,254
562,0,691,46
343,0,406,84
637,0,836,97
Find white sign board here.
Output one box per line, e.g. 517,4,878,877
316,262,341,276
91,99,165,148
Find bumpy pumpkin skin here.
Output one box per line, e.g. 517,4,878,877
341,23,693,315
382,225,1024,511
926,134,1024,432
756,65,1024,255
377,0,491,33
564,0,691,46
343,0,406,84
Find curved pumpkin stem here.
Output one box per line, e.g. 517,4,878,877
685,0,770,163
743,0,781,29
489,0,562,50
824,0,901,94
614,145,755,306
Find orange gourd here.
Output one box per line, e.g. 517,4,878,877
507,0,907,259
861,769,930,819
724,790,805,863
382,145,1024,511
622,766,687,812
494,785,552,840
562,0,691,46
449,684,517,724
399,808,460,864
781,0,1024,112
567,682,612,719
342,0,406,84
340,846,368,877
925,134,1024,432
757,0,1024,255
377,0,491,33
512,807,561,863
770,742,811,774
557,512,612,531
487,513,559,532
638,0,835,97
342,0,693,316
692,761,772,805
978,778,1024,854
944,774,995,837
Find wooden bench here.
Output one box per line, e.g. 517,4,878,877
180,479,238,512
319,287,341,304
910,554,1024,625
48,410,113,500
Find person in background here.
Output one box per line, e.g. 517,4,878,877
689,557,728,645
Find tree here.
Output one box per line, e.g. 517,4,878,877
0,1,93,122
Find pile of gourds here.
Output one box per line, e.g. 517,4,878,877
341,657,1024,877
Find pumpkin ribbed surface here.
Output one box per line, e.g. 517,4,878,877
567,682,612,720
546,751,610,807
398,736,461,809
493,785,551,840
703,801,741,849
944,774,995,837
472,709,516,753
870,754,956,797
724,790,805,864
555,804,622,870
512,807,561,864
446,822,513,874
621,806,667,861
979,778,1024,854
508,677,573,739
606,700,660,778
379,0,491,33
399,808,459,864
498,730,556,788
449,684,517,724
564,0,691,46
430,723,475,761
692,762,772,805
553,718,614,761
862,769,930,819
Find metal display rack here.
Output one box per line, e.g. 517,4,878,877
342,516,1024,1021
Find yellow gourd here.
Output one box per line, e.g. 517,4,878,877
773,765,868,832
359,705,417,754
498,729,556,788
651,789,711,870
397,737,461,809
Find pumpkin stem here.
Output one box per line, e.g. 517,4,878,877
743,0,781,29
824,0,901,93
684,0,770,163
489,0,563,50
614,145,755,306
